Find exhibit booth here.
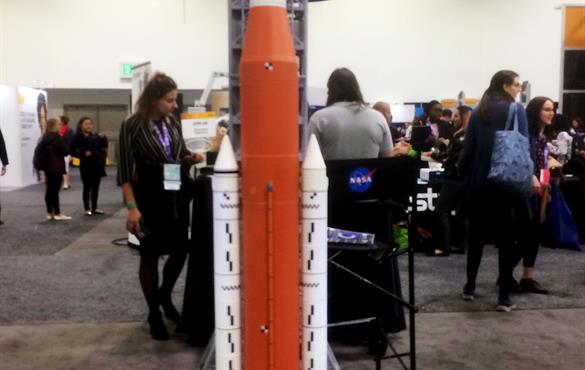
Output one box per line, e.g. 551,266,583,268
0,85,46,188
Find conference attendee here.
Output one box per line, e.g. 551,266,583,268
70,117,108,216
406,100,455,149
563,117,585,175
441,108,453,124
59,115,75,190
431,105,472,256
309,67,409,160
0,128,8,225
510,97,555,294
118,72,204,340
41,117,71,221
372,101,401,142
458,70,530,312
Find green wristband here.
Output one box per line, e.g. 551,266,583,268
407,149,418,157
127,202,138,210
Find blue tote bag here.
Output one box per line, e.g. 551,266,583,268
543,182,581,251
487,103,534,197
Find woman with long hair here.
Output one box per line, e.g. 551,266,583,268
458,70,530,311
309,67,409,160
70,117,108,216
511,96,555,294
118,72,204,340
431,105,472,256
41,117,71,221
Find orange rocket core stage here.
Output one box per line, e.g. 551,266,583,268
240,4,300,370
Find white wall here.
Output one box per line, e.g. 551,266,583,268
0,0,569,102
1,0,228,89
308,0,566,102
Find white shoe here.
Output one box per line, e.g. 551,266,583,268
53,214,72,220
46,214,54,220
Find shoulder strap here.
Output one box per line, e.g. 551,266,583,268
504,102,517,131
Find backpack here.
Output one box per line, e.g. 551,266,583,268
33,140,49,171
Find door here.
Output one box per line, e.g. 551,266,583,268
64,105,129,165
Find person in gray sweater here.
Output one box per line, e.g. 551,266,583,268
309,67,409,160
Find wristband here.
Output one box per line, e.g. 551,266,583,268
407,149,418,157
127,202,138,210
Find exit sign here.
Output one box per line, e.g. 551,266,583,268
120,63,134,79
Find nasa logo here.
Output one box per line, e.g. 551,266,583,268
348,167,376,193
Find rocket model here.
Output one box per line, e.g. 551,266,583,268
213,134,328,370
212,1,329,369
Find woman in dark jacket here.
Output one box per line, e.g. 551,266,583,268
118,72,204,340
431,105,472,256
511,97,555,294
41,117,71,220
458,70,531,312
70,117,108,215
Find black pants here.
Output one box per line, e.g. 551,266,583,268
465,189,529,297
82,175,101,211
45,173,63,214
514,196,540,269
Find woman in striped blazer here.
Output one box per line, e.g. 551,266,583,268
118,72,204,340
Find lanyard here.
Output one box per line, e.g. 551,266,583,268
153,120,174,162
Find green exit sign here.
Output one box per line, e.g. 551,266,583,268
120,63,134,79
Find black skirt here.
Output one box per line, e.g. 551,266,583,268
133,161,191,256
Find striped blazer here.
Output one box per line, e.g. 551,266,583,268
117,114,191,185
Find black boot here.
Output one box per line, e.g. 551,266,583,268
148,310,170,340
160,293,182,323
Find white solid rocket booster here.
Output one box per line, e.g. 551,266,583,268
300,134,329,370
212,135,242,370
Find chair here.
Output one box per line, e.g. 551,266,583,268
326,156,419,370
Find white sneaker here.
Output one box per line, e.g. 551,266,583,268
53,214,72,220
46,214,54,220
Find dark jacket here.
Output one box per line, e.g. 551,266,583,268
42,132,68,174
433,129,465,180
458,101,529,189
0,129,8,166
70,132,108,177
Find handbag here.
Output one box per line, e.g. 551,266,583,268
487,102,534,197
543,182,581,251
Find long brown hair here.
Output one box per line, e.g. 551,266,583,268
135,72,177,121
477,70,518,122
526,96,554,139
454,105,472,136
326,68,366,107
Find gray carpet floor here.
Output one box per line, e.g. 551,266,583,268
1,168,584,369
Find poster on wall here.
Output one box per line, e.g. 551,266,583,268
18,87,45,186
131,62,151,114
0,85,45,188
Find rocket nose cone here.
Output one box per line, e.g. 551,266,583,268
250,0,286,8
215,135,238,172
302,134,326,170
